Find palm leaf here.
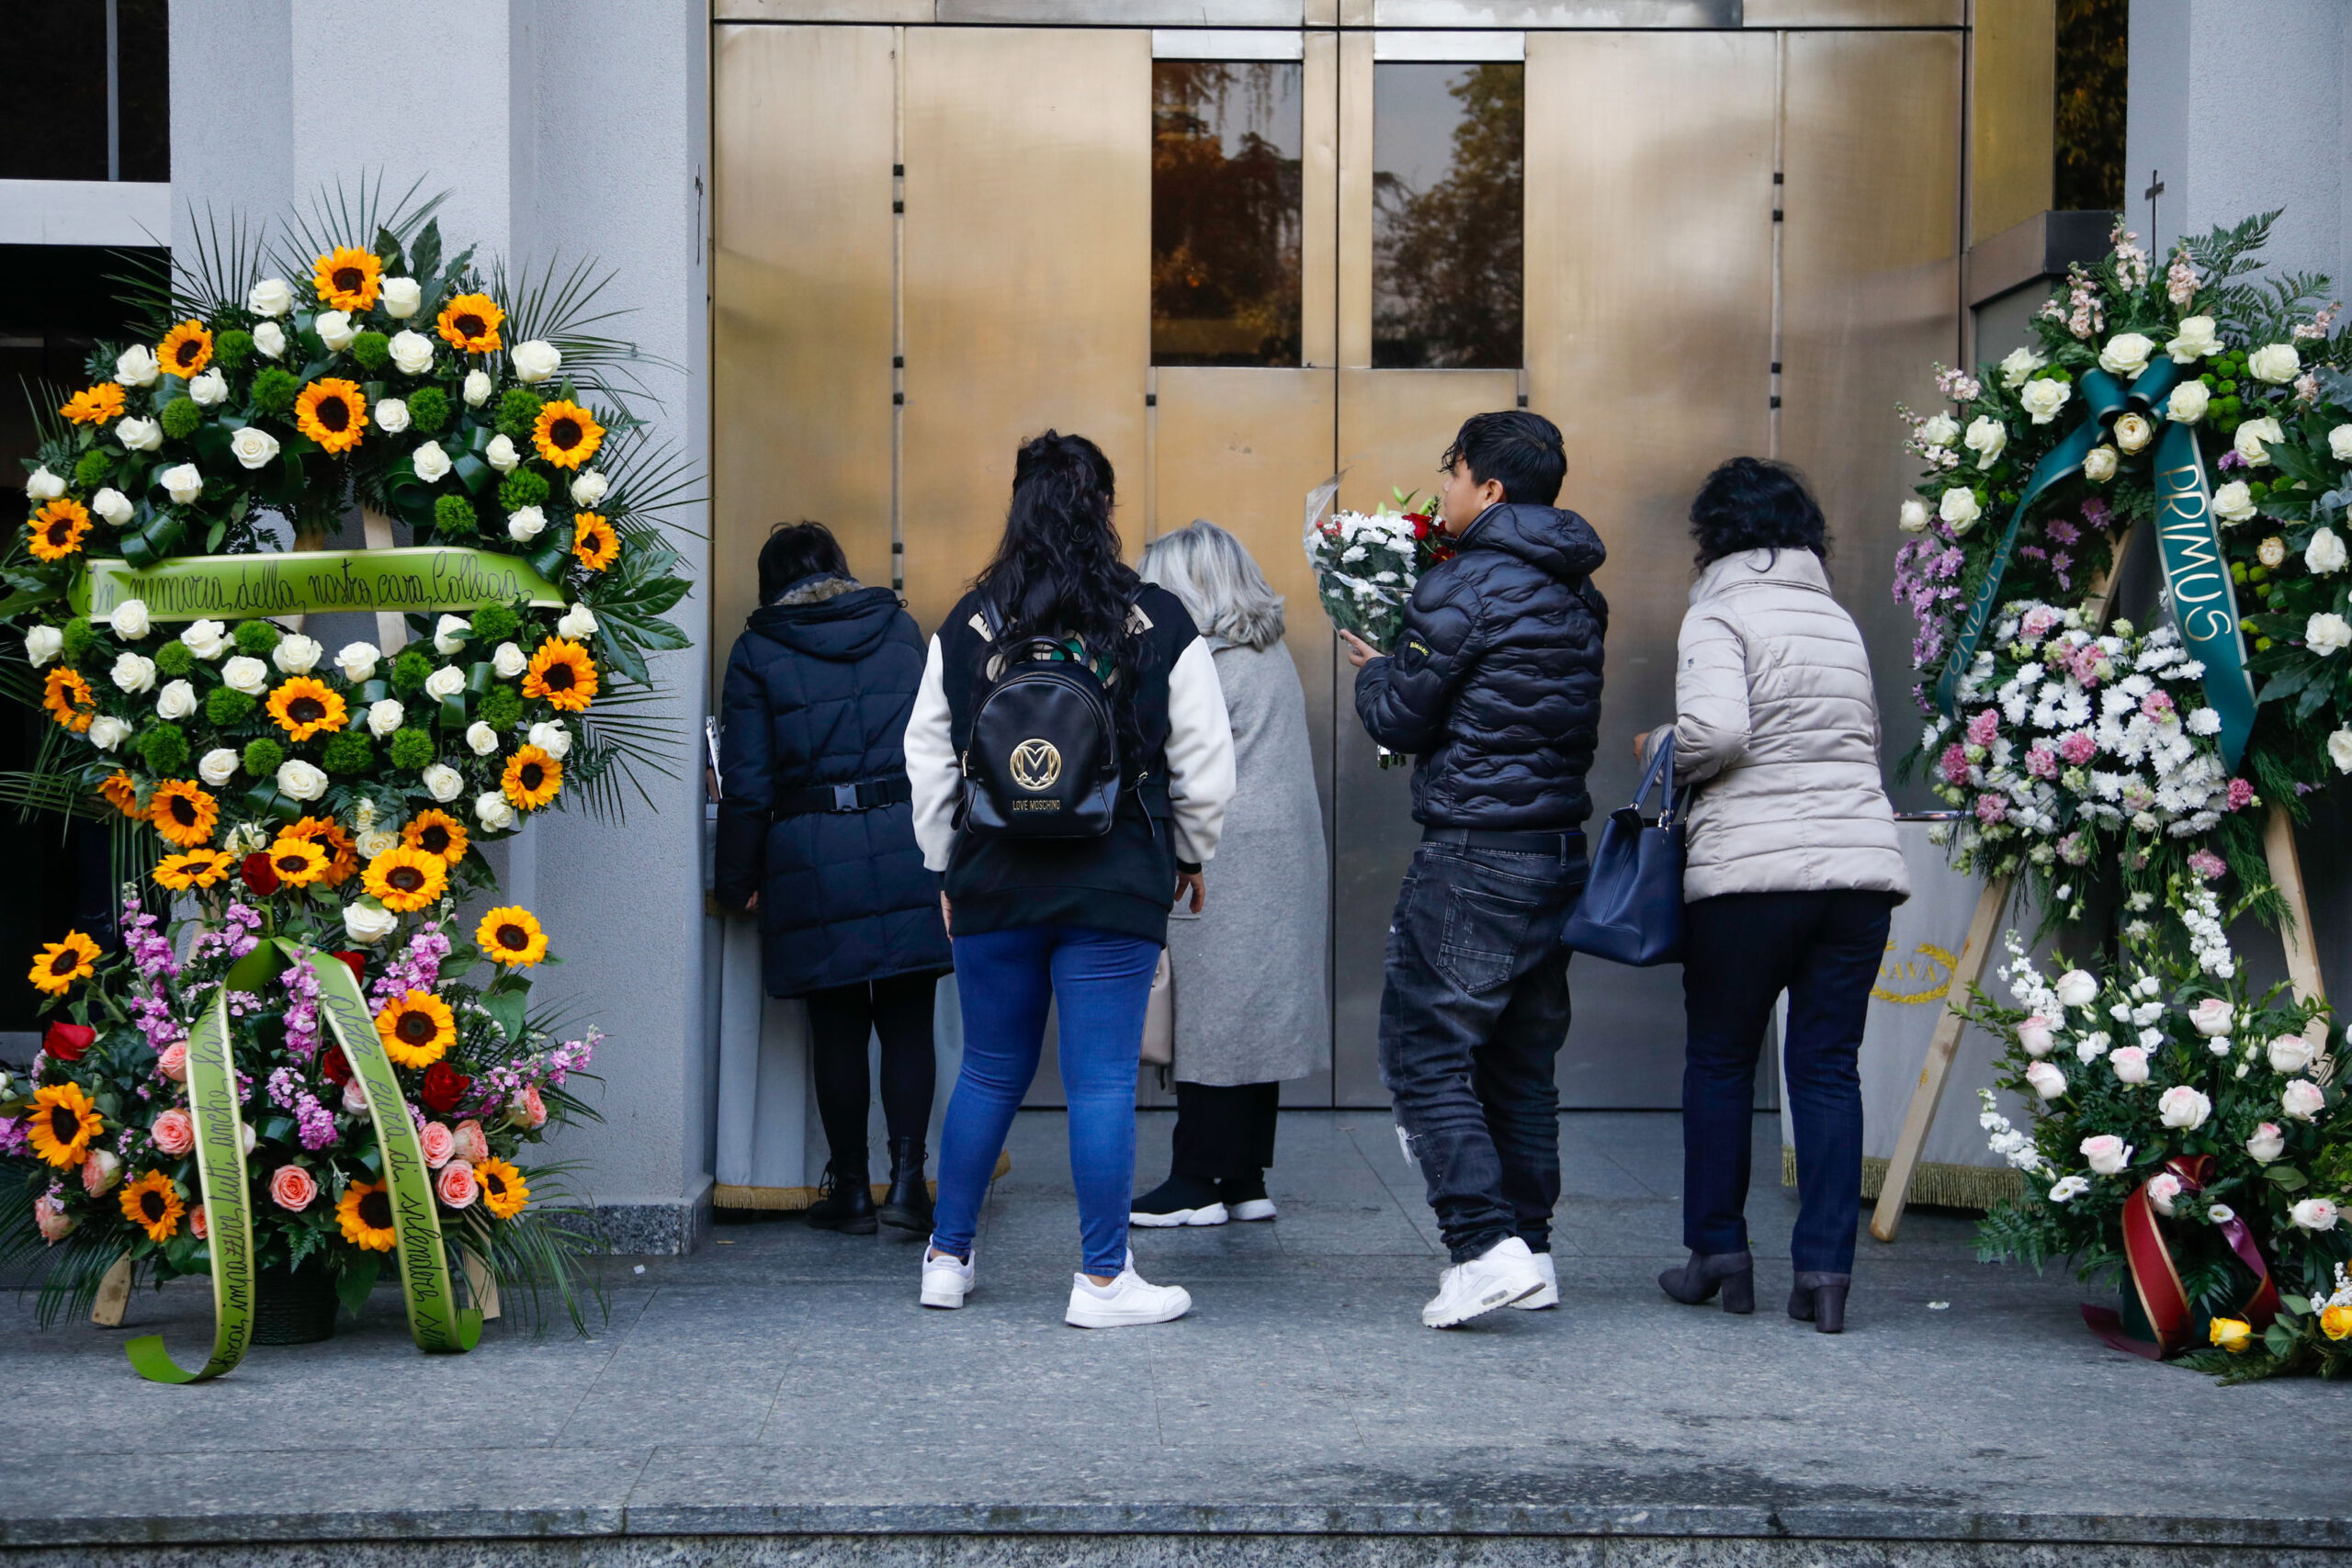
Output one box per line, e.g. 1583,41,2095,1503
276,172,447,285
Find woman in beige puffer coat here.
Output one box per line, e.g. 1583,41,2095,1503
1641,457,1908,1336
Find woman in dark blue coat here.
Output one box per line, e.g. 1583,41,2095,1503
716,523,952,1235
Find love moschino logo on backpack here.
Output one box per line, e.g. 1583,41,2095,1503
1009,738,1062,793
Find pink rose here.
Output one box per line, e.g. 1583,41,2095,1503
157,1043,188,1082
269,1164,319,1213
34,1194,75,1243
436,1159,479,1210
151,1108,195,1156
514,1084,548,1130
81,1149,121,1196
2057,729,2097,765
2016,1016,2057,1057
190,1202,209,1240
420,1121,457,1169
452,1119,490,1166
2146,1172,2181,1215
2025,1061,2067,1100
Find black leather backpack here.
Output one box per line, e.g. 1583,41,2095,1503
956,603,1127,840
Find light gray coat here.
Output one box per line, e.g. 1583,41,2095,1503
1166,639,1329,1085
1666,548,1910,904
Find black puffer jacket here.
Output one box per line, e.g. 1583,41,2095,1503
715,575,952,998
1354,503,1609,829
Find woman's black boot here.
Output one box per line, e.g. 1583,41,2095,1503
1788,1271,1850,1333
805,1158,876,1235
1657,1249,1755,1313
877,1137,933,1234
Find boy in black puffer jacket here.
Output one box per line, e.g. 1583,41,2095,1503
1340,410,1607,1328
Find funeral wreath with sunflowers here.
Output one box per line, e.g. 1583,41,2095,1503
0,186,691,1371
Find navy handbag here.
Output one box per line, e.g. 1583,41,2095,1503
1560,732,1688,966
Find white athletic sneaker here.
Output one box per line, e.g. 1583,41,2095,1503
1510,1249,1558,1310
1421,1235,1544,1328
1064,1264,1193,1328
920,1244,974,1310
1128,1200,1228,1228
1227,1198,1277,1223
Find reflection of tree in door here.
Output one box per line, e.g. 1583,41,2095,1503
1374,62,1523,370
1150,62,1303,368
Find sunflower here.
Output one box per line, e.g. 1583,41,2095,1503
100,769,141,818
523,638,598,713
311,245,383,312
265,675,348,741
435,291,505,354
476,1157,529,1219
401,808,469,864
121,1170,185,1244
155,848,234,891
285,815,359,887
60,382,126,424
294,378,368,455
477,906,548,967
28,498,92,562
336,1179,399,1251
27,1082,104,1168
374,987,457,1069
264,834,331,887
363,844,448,912
158,319,214,378
502,745,563,811
531,400,605,470
149,779,220,848
40,667,96,733
28,931,102,998
571,512,618,571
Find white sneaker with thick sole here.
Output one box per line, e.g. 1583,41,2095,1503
1064,1264,1193,1328
1422,1235,1544,1328
1227,1198,1277,1223
1510,1249,1558,1310
1129,1201,1228,1228
920,1245,974,1310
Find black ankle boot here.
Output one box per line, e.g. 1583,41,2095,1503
1788,1271,1850,1333
805,1159,876,1235
1657,1249,1755,1314
877,1137,932,1234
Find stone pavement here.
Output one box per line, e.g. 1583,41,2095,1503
3,1111,2347,1563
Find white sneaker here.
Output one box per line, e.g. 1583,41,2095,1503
1227,1198,1277,1223
1421,1235,1544,1328
921,1244,974,1310
1064,1264,1193,1328
1510,1249,1558,1310
1129,1200,1227,1228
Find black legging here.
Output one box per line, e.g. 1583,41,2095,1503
804,971,943,1168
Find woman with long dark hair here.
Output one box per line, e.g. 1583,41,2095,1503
903,431,1235,1327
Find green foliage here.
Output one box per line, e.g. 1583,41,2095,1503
496,388,545,441
498,468,550,512
349,330,390,372
390,648,433,694
470,602,521,643
251,367,299,416
319,729,375,774
73,450,111,489
478,684,522,731
406,385,449,433
432,494,477,536
159,397,203,441
388,727,435,770
60,617,96,661
214,328,254,371
233,619,281,655
242,737,285,776
153,641,194,678
137,722,189,775
206,686,256,726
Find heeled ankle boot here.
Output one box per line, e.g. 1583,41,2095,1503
1788,1270,1851,1334
877,1137,933,1234
805,1158,877,1235
1657,1249,1756,1314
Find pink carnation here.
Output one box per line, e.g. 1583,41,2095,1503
2139,690,2175,720
2058,730,2097,766
157,1043,188,1083
150,1109,195,1157
435,1160,479,1211
420,1122,456,1169
2227,778,2256,812
1974,794,2008,825
1939,743,1973,786
2020,606,2063,639
2188,849,2228,880
2067,645,2106,686
1965,708,2000,747
2025,745,2059,779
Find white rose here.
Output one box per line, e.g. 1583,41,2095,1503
511,339,562,384
187,368,228,407
423,665,467,702
2290,1197,2339,1232
2213,479,2256,524
433,615,472,656
111,598,151,639
180,620,228,660
2147,1171,2181,1216
343,899,400,946
159,463,204,505
116,416,161,452
2053,970,2099,1009
2308,528,2348,576
410,440,452,484
2268,1033,2316,1075
24,625,62,665
2096,332,2155,378
1897,499,1928,534
253,320,287,359
466,721,502,756
2188,998,2233,1037
2018,378,2072,425
2282,1078,2326,1121
2079,1134,2132,1177
2081,445,2120,484
1939,487,1981,533
272,634,322,674
2235,416,2283,467
2248,343,2302,384
2306,612,2352,655
355,828,397,861
486,434,521,474
229,426,280,470
388,328,435,376
374,398,412,434
247,276,293,317
276,759,327,801
2330,729,2352,774
557,604,597,640
111,651,155,694
1998,346,2045,389
2017,1016,2057,1057
570,469,608,507
492,641,527,679
86,716,131,751
315,310,356,352
366,697,405,738
2024,1061,2067,1100
506,505,547,542
474,793,517,831
2330,424,2352,462
381,276,422,320
422,763,464,801
1963,415,2007,467
2109,1046,2150,1084
115,344,160,387
220,655,269,694
92,487,133,526
2165,381,2209,424
527,720,572,759
2246,1122,2287,1163
336,641,380,682
198,746,239,785
155,680,197,720
343,1080,371,1116
2112,412,2153,454
26,467,68,502
1918,413,1960,447
463,369,493,406
2157,1085,2212,1131
2166,315,2221,363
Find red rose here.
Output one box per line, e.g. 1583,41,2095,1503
241,852,280,896
419,1061,471,1115
321,1045,352,1087
331,951,367,985
42,1021,96,1063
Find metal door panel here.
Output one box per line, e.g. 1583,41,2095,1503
711,24,899,694
1524,28,1776,1107
1781,29,1962,812
1744,0,1962,25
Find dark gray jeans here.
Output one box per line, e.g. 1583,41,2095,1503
1377,836,1586,1262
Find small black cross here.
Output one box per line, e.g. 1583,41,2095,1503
2144,168,2165,240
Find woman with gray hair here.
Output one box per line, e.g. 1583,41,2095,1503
1130,520,1329,1226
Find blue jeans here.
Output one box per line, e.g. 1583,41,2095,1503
1680,889,1896,1274
931,924,1160,1278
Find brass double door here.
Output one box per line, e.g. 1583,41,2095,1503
713,21,1961,1108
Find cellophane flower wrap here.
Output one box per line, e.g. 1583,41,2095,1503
1306,488,1450,654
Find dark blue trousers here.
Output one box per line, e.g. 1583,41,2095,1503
1680,888,1896,1274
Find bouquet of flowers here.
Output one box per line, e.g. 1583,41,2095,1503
1304,485,1449,654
